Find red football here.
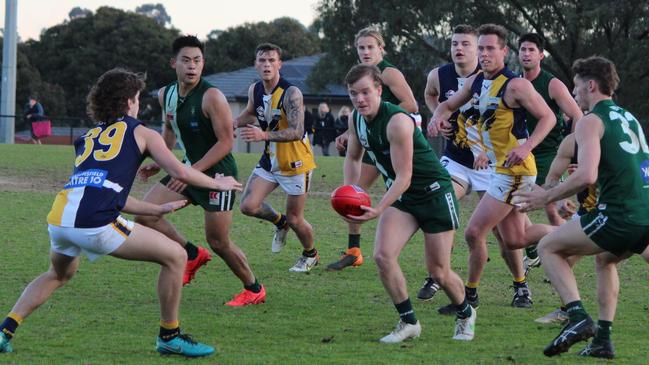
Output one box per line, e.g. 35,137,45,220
331,185,372,217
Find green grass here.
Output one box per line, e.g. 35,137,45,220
1,144,648,364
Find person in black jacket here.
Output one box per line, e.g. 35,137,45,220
313,102,335,156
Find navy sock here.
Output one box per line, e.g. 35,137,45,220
302,248,318,258
184,241,198,260
0,316,20,339
274,214,287,229
348,234,360,249
395,298,417,325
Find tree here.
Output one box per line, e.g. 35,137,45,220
68,7,91,20
23,6,180,119
135,3,172,27
312,0,649,124
203,17,322,74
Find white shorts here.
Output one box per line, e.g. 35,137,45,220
440,156,491,193
48,216,134,261
486,172,536,205
253,167,312,196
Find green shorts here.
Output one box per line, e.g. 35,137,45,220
392,190,460,234
580,209,649,256
362,150,374,165
533,151,556,186
160,175,236,212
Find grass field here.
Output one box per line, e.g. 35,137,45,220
1,144,648,364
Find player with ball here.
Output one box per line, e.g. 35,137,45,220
340,63,476,343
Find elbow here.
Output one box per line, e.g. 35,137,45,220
170,167,190,182
576,170,597,186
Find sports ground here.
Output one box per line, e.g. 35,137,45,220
1,144,648,364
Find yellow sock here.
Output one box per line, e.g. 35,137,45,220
8,312,23,325
514,276,526,283
466,281,479,289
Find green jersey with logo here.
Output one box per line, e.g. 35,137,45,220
376,59,400,106
590,99,649,224
352,101,452,202
525,69,564,154
163,78,237,178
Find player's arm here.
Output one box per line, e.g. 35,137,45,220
189,88,234,172
381,68,418,113
543,133,575,189
240,86,305,142
121,196,187,216
548,78,583,130
234,84,257,128
134,125,243,192
514,114,602,211
504,78,556,167
343,113,364,185
157,87,177,149
423,67,440,113
429,73,475,136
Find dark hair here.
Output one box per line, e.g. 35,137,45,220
453,24,478,37
172,35,204,56
478,23,508,47
518,33,544,52
572,56,619,96
255,43,283,59
86,68,146,123
345,64,382,87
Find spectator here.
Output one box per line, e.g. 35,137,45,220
313,102,335,156
334,106,351,156
304,108,314,144
24,95,46,144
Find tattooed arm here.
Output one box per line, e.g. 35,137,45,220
239,86,305,142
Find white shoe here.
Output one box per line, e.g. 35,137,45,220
288,255,319,272
379,320,421,343
453,306,476,341
272,225,289,253
535,308,569,324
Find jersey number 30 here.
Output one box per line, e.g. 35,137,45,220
75,121,127,166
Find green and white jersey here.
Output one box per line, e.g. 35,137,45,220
590,99,649,224
524,69,564,155
163,78,237,178
352,101,452,202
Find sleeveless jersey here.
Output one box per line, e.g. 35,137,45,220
524,69,564,154
252,77,316,175
376,59,400,105
47,116,144,228
469,67,536,176
571,141,598,214
352,101,452,203
163,78,238,178
438,63,481,168
589,99,649,224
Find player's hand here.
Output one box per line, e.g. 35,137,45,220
567,163,578,175
439,120,453,139
335,131,349,152
557,199,577,219
157,200,188,216
512,185,548,212
473,152,490,170
426,116,444,137
504,144,532,168
344,205,380,223
166,177,188,193
215,175,243,192
240,125,268,142
138,163,161,182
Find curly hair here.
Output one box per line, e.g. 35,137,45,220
572,56,619,96
86,68,146,123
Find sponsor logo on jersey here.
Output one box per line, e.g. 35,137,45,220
641,160,649,184
65,169,108,189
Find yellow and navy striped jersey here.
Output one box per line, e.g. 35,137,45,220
468,67,536,176
253,77,315,176
47,116,144,228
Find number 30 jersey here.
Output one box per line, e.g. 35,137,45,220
47,116,144,228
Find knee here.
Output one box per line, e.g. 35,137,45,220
537,238,552,258
286,213,302,228
373,250,393,270
50,267,75,285
239,200,258,217
207,236,230,255
502,237,525,250
464,227,483,248
165,245,187,269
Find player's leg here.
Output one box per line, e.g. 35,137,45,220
374,207,421,343
239,169,285,252
285,190,318,272
327,162,380,271
0,251,80,352
110,223,214,357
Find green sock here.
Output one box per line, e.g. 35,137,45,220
455,298,473,319
184,241,198,260
525,245,538,259
348,234,360,249
565,300,588,322
594,320,612,343
244,279,262,293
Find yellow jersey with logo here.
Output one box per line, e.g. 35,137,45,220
253,77,315,176
467,67,536,176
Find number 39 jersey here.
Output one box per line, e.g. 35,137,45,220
47,116,144,228
591,100,649,224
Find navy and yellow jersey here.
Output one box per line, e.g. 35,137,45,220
252,77,316,176
352,101,453,203
468,67,536,176
376,59,400,105
47,116,144,228
438,63,481,168
163,78,238,178
571,142,598,215
589,100,649,224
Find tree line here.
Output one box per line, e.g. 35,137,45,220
2,1,647,131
